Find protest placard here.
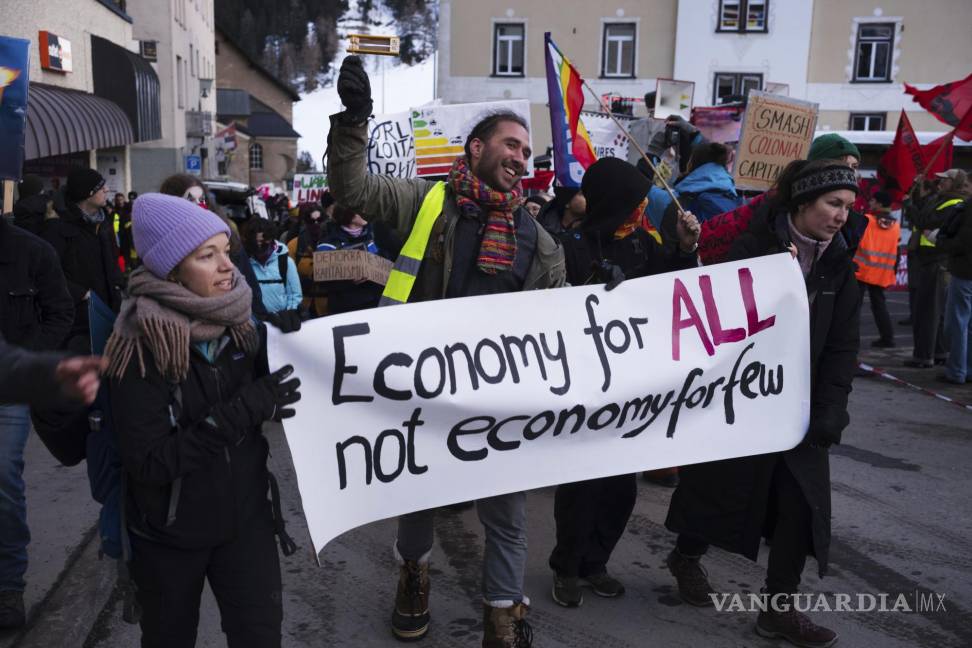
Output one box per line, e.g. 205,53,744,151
733,91,819,191
313,249,393,285
655,79,695,121
411,100,533,177
580,111,632,160
292,173,329,204
268,253,811,555
368,111,416,178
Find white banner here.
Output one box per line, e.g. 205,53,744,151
367,111,416,178
655,79,695,121
291,173,329,205
268,254,811,556
580,111,632,160
410,100,533,178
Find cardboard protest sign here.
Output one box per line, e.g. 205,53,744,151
313,250,393,285
655,79,695,121
269,253,811,555
733,91,819,191
292,173,329,204
411,100,533,177
368,112,416,178
580,111,632,160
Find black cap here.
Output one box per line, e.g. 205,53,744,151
66,168,106,203
581,157,650,233
18,174,44,199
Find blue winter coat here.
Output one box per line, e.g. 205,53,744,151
248,241,302,314
646,162,742,229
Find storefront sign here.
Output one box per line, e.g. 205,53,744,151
269,253,811,554
0,36,30,180
39,31,72,73
733,91,818,192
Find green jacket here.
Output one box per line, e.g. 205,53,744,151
327,117,566,302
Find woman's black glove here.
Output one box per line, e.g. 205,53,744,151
595,260,626,291
337,55,373,124
209,365,302,441
267,309,302,333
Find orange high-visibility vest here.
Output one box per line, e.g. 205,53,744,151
854,213,900,288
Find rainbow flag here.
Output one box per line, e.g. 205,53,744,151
545,33,596,188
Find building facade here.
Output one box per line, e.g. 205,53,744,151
4,0,161,198
125,0,217,193
213,27,300,190
438,0,972,166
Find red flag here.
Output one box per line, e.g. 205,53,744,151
904,73,972,140
920,132,954,177
877,111,924,201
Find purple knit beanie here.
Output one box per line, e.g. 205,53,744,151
132,193,231,278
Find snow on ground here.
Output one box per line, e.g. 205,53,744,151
293,0,436,169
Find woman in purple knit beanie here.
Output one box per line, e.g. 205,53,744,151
105,193,301,648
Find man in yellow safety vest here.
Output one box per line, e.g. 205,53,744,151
854,191,901,348
328,55,565,648
904,169,968,368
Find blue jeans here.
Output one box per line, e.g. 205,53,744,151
944,276,972,382
0,404,30,592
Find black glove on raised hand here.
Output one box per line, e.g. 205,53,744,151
337,55,373,124
266,309,302,333
209,365,302,442
595,260,626,291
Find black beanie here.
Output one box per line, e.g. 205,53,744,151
581,157,650,229
66,168,106,203
18,175,44,199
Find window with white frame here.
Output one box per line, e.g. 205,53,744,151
853,23,894,82
249,143,263,170
493,23,524,77
713,72,762,104
718,0,768,33
849,113,887,131
601,23,636,78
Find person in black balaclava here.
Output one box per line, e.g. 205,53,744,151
548,157,701,607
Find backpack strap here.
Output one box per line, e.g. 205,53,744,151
256,254,290,285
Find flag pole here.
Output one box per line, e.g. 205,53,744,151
543,36,688,217
917,129,955,179
577,77,689,217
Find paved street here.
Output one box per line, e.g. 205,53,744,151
3,290,970,648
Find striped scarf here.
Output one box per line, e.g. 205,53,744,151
447,156,520,274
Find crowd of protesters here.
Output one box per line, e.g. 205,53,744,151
0,50,968,648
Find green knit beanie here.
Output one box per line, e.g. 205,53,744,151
808,133,861,162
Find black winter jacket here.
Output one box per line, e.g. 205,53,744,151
11,194,50,236
666,208,859,577
938,200,972,280
42,203,124,341
110,335,273,549
0,219,74,351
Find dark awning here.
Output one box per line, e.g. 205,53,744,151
25,83,133,160
91,35,162,142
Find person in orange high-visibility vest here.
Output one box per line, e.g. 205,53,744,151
854,191,901,348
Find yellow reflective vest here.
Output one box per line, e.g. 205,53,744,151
379,181,447,306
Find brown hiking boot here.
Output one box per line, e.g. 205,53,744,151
391,558,430,641
482,601,533,648
665,549,714,607
756,600,838,648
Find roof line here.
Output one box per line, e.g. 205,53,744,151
215,23,301,102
